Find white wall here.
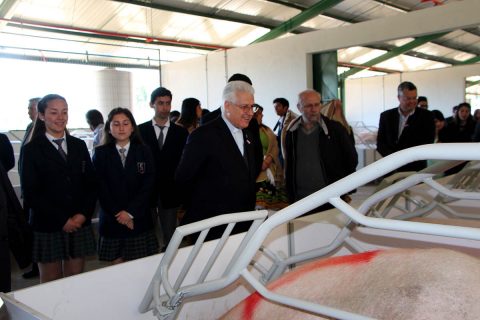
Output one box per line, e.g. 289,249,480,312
345,64,480,127
159,0,480,129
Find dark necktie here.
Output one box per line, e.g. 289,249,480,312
243,132,249,168
119,148,126,167
156,125,165,150
53,138,67,161
275,119,283,136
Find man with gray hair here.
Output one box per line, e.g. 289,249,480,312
175,81,260,239
284,89,357,210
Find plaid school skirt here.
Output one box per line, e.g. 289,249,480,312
98,229,159,262
33,226,96,263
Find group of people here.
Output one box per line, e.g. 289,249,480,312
377,81,480,174
6,77,478,291
2,73,361,289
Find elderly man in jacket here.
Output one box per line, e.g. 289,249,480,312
284,89,357,210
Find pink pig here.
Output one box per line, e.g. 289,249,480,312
222,248,480,320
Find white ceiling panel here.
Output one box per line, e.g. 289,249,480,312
0,0,477,74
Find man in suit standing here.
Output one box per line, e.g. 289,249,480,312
175,81,260,240
377,81,435,172
139,87,188,249
273,97,298,168
18,97,41,176
18,97,41,279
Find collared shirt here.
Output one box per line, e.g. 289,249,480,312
151,118,170,145
115,141,130,158
46,132,68,154
296,116,329,136
398,107,415,138
221,112,244,156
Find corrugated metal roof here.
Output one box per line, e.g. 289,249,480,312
0,0,478,75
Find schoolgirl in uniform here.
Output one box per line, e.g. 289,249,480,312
93,108,158,264
21,94,97,283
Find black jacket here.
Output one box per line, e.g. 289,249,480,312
93,143,155,238
377,107,435,172
201,107,263,176
0,163,31,269
285,116,358,204
175,116,259,230
0,133,14,172
139,120,188,208
21,134,97,232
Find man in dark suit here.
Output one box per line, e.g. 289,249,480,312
139,87,188,249
175,81,260,240
18,97,40,279
377,81,435,172
200,73,263,177
18,97,41,177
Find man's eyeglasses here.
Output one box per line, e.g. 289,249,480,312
231,103,259,113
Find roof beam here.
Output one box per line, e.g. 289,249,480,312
339,32,448,79
367,43,458,66
111,0,313,34
0,0,17,18
267,0,480,63
458,56,480,65
0,52,159,69
264,0,306,11
3,18,227,51
251,0,343,44
466,79,480,88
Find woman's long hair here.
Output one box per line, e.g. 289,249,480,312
454,102,474,125
102,107,144,145
176,98,200,130
30,94,68,140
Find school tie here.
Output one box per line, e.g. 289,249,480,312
119,148,126,167
53,138,67,161
156,125,165,150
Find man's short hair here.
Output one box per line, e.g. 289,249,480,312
222,81,255,103
273,97,289,109
417,96,427,103
228,73,252,85
29,97,41,105
86,109,104,127
397,81,417,95
150,87,172,104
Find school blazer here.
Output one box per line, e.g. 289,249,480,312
138,121,188,208
21,134,97,232
93,143,155,238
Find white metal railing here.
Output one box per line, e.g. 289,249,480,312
139,210,268,320
365,160,480,220
140,143,480,320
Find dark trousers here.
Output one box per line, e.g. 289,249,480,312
155,198,178,249
0,239,11,292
